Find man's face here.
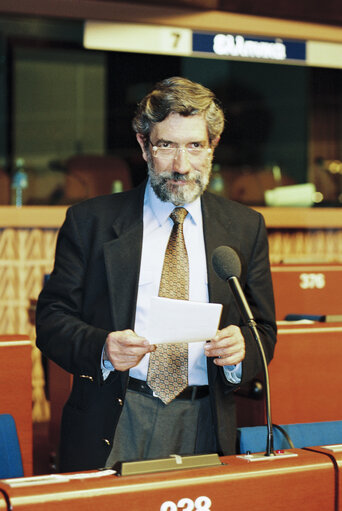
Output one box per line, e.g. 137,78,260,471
137,113,214,206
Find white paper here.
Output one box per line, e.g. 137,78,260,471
146,296,223,344
4,470,116,487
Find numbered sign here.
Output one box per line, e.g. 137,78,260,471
299,273,325,289
160,496,212,511
271,264,342,320
84,21,192,56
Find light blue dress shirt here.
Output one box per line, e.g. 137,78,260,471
103,180,241,384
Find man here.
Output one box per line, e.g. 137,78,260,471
36,76,276,473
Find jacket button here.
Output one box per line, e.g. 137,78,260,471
80,374,94,382
117,398,123,406
103,438,111,446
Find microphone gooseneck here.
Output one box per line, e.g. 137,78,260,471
212,246,275,457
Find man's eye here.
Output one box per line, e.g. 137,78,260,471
190,142,202,149
158,142,173,149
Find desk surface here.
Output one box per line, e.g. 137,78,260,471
0,449,335,510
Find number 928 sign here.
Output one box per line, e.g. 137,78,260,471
160,496,212,510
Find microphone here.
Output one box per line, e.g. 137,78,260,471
212,246,275,457
212,246,254,326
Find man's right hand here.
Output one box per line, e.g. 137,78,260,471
105,330,156,372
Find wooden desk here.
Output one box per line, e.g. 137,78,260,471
269,322,342,424
271,263,342,320
0,336,32,476
307,444,342,510
0,449,335,510
237,321,342,428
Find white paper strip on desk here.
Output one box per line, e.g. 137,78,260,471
146,296,223,344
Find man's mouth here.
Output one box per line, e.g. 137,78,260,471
166,173,195,185
169,178,188,185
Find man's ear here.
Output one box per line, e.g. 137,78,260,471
136,133,148,162
211,136,220,148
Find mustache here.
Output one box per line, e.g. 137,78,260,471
159,170,201,182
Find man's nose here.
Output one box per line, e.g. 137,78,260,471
173,147,191,173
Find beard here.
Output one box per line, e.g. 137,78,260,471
147,158,212,206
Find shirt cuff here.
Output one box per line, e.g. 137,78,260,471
223,362,242,384
101,346,114,380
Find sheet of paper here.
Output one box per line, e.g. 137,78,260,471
146,296,223,344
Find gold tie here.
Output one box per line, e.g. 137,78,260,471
147,207,189,404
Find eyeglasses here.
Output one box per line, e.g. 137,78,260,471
149,140,212,160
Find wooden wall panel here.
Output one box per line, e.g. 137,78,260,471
0,227,58,423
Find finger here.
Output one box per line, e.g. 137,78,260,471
214,355,237,366
107,346,155,372
205,338,245,365
113,330,149,346
107,330,151,351
205,346,241,360
205,337,242,356
107,344,155,361
213,347,245,366
212,324,241,342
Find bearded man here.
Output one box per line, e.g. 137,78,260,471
36,76,276,473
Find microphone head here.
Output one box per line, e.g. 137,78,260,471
212,246,242,281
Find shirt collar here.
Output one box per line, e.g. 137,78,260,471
145,179,202,227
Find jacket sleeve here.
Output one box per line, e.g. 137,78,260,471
239,212,277,385
35,206,110,382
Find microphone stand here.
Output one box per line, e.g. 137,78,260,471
228,276,275,457
246,319,274,456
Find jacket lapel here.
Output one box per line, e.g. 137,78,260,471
201,192,243,383
103,183,146,332
202,192,238,306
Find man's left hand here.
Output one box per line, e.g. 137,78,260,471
204,325,245,366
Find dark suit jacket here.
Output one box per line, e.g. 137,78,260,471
36,180,277,472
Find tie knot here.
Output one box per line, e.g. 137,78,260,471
170,207,188,225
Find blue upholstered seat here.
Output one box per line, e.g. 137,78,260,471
0,414,24,478
237,421,342,454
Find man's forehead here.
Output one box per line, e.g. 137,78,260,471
151,112,209,141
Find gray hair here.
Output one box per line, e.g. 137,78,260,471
132,76,225,146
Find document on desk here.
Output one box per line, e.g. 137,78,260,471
146,296,223,344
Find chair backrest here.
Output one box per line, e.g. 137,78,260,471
65,154,132,201
237,421,342,454
0,414,24,478
0,168,10,204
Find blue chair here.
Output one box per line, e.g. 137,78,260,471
0,414,24,478
237,421,342,454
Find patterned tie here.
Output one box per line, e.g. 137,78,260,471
147,207,189,404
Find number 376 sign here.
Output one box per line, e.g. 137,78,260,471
299,273,325,289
